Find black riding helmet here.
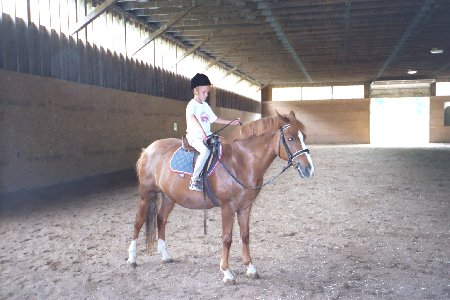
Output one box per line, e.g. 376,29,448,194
191,73,212,90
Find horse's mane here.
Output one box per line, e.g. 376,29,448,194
231,113,306,141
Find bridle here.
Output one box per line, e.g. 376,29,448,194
278,123,310,166
202,121,311,234
217,122,310,190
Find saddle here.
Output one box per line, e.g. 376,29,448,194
170,135,222,177
181,137,195,152
170,135,222,207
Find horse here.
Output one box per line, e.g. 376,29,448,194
127,110,314,284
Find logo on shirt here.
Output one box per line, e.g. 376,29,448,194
200,112,209,123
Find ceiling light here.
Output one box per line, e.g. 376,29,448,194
430,48,444,54
407,70,417,75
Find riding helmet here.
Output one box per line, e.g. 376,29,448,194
191,73,212,90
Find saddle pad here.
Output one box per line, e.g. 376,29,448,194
170,145,222,177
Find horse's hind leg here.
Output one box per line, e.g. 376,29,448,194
127,190,156,267
156,192,175,262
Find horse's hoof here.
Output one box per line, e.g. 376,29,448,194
128,261,137,269
162,258,174,263
223,278,236,285
247,272,260,279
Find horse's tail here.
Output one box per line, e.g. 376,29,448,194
145,192,158,253
136,148,159,253
136,148,146,182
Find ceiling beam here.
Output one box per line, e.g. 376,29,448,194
131,4,198,56
257,80,273,92
71,0,118,35
172,30,222,66
257,1,313,83
203,43,242,72
220,64,242,80
375,0,438,79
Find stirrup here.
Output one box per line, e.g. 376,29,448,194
189,179,203,191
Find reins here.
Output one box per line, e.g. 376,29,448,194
201,120,309,234
218,159,292,190
201,119,242,235
214,122,310,190
211,118,242,136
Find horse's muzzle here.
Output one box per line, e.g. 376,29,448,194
294,155,314,178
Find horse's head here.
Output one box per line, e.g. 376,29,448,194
274,111,314,178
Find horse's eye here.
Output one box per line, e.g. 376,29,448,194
288,137,294,141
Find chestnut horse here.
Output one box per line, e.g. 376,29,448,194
127,111,314,284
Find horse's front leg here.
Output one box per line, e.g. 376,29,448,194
157,193,175,262
220,205,236,285
237,205,259,279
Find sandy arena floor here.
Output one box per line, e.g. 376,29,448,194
1,145,449,299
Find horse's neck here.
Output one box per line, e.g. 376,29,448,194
230,132,277,174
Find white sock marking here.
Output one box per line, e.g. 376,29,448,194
158,239,172,261
222,268,234,283
246,263,257,275
127,240,137,264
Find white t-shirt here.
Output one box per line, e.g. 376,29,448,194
186,99,217,140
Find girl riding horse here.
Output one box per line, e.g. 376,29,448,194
127,111,314,284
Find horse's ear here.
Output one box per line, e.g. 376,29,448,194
275,110,289,124
275,109,283,119
288,111,296,119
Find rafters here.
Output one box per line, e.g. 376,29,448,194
110,0,450,86
71,0,118,35
131,4,198,56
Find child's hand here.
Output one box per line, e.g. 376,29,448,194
232,118,242,126
201,131,208,141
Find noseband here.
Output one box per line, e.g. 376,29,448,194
278,124,310,165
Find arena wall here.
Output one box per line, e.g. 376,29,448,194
0,70,260,193
262,99,371,144
263,97,450,145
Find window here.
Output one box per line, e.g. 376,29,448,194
272,85,364,101
436,82,450,96
302,86,332,100
272,87,302,101
333,85,364,99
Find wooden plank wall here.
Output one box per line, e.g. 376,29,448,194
0,0,260,113
262,100,370,144
0,69,260,193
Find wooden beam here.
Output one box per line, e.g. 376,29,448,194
172,30,222,66
220,64,243,80
131,5,197,57
236,68,257,85
257,80,273,92
71,0,118,35
203,43,242,72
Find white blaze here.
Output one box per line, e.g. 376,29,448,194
298,130,315,176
